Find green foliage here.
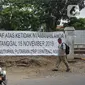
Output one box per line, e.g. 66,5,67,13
0,0,42,31
66,17,85,30
0,0,85,31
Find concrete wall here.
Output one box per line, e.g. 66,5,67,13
64,27,75,60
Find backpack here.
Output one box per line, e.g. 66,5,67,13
65,44,70,55
61,43,70,55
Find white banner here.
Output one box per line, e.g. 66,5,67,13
0,31,65,56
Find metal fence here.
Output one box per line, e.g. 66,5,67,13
74,30,85,48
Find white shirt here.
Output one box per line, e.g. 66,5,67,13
58,43,66,56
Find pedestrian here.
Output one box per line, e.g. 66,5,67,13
53,38,70,72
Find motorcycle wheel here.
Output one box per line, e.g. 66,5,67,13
2,80,7,85
0,83,2,85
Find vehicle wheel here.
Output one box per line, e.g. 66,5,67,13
0,83,2,85
2,80,7,85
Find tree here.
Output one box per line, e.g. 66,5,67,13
66,17,85,30
40,0,85,31
0,0,85,31
0,0,43,30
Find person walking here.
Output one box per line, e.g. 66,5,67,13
53,38,70,72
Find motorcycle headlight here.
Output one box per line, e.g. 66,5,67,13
3,70,6,75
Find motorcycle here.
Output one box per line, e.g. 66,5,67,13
0,71,7,85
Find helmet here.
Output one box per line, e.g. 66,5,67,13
3,70,6,75
0,67,2,72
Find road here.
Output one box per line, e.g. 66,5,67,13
7,73,85,85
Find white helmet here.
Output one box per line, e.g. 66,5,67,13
3,70,6,75
0,67,2,72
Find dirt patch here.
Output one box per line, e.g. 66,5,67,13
0,56,85,78
0,56,55,67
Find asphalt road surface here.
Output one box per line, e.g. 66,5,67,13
8,73,85,85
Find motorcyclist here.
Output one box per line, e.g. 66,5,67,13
0,67,6,81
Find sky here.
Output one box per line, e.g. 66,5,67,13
78,8,85,18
